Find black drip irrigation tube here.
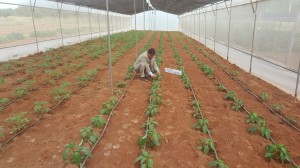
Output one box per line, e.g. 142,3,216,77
1,82,87,147
80,73,135,168
176,32,299,167
181,33,300,133
213,76,299,167
188,82,219,160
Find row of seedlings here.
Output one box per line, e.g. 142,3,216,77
0,32,138,111
63,31,158,168
0,31,139,116
135,32,163,168
167,32,229,167
179,33,300,131
175,33,299,167
0,32,132,141
0,31,145,147
0,31,128,77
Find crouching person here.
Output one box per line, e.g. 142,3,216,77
134,48,160,79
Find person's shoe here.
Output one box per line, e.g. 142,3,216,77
140,76,148,81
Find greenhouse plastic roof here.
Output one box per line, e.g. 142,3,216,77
48,0,221,15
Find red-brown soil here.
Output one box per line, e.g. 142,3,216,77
0,31,299,168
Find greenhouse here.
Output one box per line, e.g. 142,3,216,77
0,0,299,167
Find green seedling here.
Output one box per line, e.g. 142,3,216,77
50,82,71,101
138,126,161,148
265,144,291,163
259,92,271,102
135,149,154,168
192,118,209,134
0,126,4,137
210,159,229,168
128,65,134,73
0,97,9,105
200,64,214,76
141,118,158,130
4,112,30,132
25,80,36,91
145,104,159,117
1,63,13,71
63,141,92,166
246,112,261,124
150,94,162,106
13,87,27,98
80,126,99,144
287,117,298,125
231,70,240,76
55,55,62,60
197,138,215,155
33,101,50,114
116,81,126,88
45,69,64,80
0,77,4,84
247,112,271,140
66,64,77,72
86,68,98,78
91,115,106,128
77,76,91,87
14,60,24,67
191,100,202,117
100,97,118,115
217,83,227,92
114,89,123,96
271,104,283,113
231,98,244,111
224,91,236,101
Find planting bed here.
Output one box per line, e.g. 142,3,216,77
0,31,299,168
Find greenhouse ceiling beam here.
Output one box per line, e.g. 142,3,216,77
47,0,222,15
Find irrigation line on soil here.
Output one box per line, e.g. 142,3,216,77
216,76,299,167
168,32,220,162
1,84,84,146
211,57,300,132
181,33,300,133
188,49,299,167
188,82,219,160
80,72,136,168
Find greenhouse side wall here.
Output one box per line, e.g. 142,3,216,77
0,0,132,62
179,0,300,99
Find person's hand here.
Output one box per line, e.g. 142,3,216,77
151,74,157,78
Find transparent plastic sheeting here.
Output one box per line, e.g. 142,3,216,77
0,1,131,61
179,0,300,98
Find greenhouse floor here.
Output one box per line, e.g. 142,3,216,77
0,31,299,168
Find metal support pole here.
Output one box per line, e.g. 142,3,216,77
167,12,168,31
199,9,201,42
214,4,217,51
295,60,300,98
134,0,137,57
224,0,230,14
194,10,196,39
249,1,258,73
205,8,207,46
226,0,233,60
106,0,113,94
143,0,145,30
88,8,92,39
97,10,101,37
57,1,64,46
249,0,255,13
76,6,81,42
29,0,39,52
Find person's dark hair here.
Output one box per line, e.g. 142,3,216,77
148,48,156,55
